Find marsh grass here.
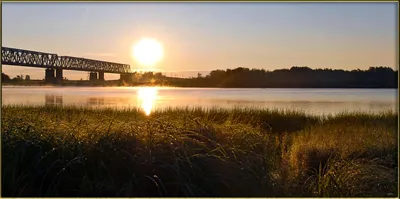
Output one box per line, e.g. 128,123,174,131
1,105,397,197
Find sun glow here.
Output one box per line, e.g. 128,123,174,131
132,38,163,67
137,87,158,116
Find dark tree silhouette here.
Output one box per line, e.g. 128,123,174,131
172,66,397,88
2,66,397,88
1,73,11,82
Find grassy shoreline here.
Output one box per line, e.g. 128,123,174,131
1,105,398,197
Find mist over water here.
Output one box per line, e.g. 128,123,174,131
2,86,397,116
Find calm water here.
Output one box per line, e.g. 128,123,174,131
1,86,397,115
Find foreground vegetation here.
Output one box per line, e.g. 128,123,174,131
1,105,398,197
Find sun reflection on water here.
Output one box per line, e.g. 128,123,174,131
137,87,158,115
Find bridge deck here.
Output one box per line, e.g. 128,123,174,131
1,47,132,74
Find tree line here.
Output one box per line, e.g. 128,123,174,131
1,73,30,82
137,66,398,88
2,66,398,88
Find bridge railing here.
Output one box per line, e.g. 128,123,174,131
1,47,131,74
55,56,131,74
1,47,58,68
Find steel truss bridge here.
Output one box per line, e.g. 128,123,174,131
1,47,132,74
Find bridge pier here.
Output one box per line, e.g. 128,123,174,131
98,72,105,81
56,68,63,84
45,68,55,83
89,72,98,81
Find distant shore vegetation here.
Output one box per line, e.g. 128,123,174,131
1,105,398,197
2,66,398,88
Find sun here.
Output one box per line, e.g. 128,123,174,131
132,38,163,66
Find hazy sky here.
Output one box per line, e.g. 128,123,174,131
2,2,398,80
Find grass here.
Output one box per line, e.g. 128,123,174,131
1,105,398,197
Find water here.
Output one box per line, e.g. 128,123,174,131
1,86,397,115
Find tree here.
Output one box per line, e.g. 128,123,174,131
14,75,24,81
154,72,163,79
1,73,11,82
25,75,31,81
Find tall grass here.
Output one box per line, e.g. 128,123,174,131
1,105,397,197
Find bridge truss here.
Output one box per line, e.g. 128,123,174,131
1,47,131,74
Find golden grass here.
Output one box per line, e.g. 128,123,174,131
1,105,397,197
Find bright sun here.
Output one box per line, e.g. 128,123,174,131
132,38,163,66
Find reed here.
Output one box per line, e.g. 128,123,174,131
1,105,397,197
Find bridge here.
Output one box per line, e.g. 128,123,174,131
1,47,134,83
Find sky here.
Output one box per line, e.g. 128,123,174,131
2,2,398,80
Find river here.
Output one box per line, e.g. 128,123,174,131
1,86,397,115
